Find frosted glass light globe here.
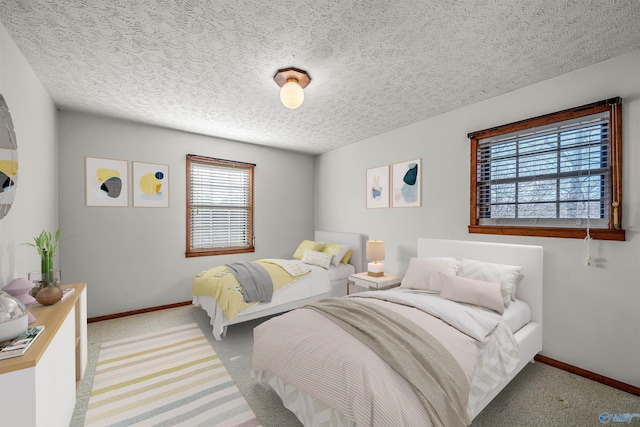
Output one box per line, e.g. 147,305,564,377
280,79,304,109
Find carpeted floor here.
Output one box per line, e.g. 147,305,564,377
71,305,640,427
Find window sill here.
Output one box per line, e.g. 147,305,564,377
468,225,625,241
186,247,255,257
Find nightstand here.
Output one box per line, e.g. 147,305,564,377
347,272,402,294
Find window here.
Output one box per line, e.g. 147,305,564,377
186,155,255,257
468,98,624,240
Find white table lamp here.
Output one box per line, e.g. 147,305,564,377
366,240,385,277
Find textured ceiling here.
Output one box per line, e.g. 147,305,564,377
1,1,640,154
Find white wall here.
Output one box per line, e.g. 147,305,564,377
0,23,58,284
315,51,640,388
58,111,316,318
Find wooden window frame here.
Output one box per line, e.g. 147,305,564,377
468,98,624,241
186,154,255,257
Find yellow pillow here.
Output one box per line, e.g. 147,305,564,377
341,249,354,265
293,240,324,260
321,242,350,267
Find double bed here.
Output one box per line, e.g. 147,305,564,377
192,230,364,340
251,238,543,426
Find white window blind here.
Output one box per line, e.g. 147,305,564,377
477,111,610,228
187,156,254,253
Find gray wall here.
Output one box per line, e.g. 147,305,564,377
0,24,58,284
58,111,315,318
315,51,640,389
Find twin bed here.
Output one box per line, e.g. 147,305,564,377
192,234,543,426
192,231,364,340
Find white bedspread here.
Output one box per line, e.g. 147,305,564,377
349,289,520,417
252,291,519,426
353,289,501,341
194,264,334,340
261,258,312,277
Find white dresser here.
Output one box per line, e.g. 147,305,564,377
0,283,87,427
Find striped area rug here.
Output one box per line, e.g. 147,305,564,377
85,323,260,427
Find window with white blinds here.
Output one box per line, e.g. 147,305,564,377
468,98,624,241
478,111,610,227
186,155,254,256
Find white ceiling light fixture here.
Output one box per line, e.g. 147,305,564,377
274,67,311,109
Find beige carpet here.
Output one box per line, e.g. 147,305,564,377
72,305,640,427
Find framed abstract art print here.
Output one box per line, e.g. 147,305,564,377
366,165,389,209
85,156,128,207
392,158,421,208
132,161,170,208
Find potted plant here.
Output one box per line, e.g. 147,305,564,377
24,229,63,303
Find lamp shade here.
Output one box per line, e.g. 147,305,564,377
366,240,385,277
366,240,385,262
280,79,304,109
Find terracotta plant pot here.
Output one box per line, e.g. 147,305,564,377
36,285,63,306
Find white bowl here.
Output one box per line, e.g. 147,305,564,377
0,291,28,342
0,313,28,342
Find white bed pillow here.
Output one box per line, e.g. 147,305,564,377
502,299,531,332
301,249,333,269
439,273,505,314
321,242,351,267
511,273,525,301
400,257,460,292
457,258,522,308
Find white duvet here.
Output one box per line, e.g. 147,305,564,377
353,289,502,341
252,290,520,426
350,289,521,417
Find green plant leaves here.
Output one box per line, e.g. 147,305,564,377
24,228,60,258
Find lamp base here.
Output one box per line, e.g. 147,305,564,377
367,261,384,277
367,262,384,277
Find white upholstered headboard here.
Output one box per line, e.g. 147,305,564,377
315,231,365,273
417,238,543,324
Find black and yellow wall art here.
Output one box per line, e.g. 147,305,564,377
132,161,169,208
85,156,129,207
